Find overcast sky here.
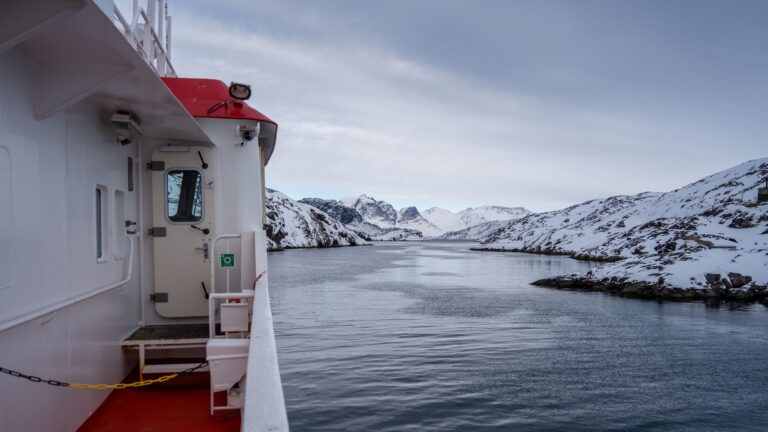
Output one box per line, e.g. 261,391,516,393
166,0,767,212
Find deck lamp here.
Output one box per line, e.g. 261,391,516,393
229,82,251,100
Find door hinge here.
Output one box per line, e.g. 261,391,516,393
147,161,165,171
148,227,167,237
150,293,168,303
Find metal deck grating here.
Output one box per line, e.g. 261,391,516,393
124,324,211,342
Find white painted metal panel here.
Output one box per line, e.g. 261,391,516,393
242,228,289,431
0,1,214,426
0,145,11,289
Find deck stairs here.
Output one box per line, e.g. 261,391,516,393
122,290,255,414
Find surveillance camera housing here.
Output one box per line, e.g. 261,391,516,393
238,124,258,145
111,112,143,145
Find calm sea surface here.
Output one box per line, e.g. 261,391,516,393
268,241,768,431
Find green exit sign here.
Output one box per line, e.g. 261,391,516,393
220,253,236,268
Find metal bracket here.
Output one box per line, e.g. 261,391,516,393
150,293,168,303
147,161,165,171
148,227,167,237
195,242,209,260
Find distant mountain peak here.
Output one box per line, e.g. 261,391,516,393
422,204,533,233
397,206,422,223
305,194,533,238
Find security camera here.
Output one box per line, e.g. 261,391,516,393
238,124,259,146
111,112,143,146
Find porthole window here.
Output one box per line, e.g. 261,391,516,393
167,170,203,223
96,185,108,262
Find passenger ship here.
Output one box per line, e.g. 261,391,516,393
0,0,289,430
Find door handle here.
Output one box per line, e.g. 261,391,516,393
191,224,210,235
195,243,209,260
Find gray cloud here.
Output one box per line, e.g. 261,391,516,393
162,0,767,212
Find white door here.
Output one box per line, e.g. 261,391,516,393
151,146,216,317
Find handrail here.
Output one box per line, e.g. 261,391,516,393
209,292,254,300
242,275,290,431
208,233,243,338
0,236,135,333
209,233,241,296
112,1,176,77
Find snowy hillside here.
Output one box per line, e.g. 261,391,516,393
439,220,509,241
396,206,443,236
265,189,368,250
479,158,768,294
423,205,532,233
300,197,423,241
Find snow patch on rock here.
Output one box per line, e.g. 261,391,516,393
480,158,768,289
265,189,368,250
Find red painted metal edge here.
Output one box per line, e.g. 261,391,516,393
162,77,276,125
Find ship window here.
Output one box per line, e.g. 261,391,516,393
167,170,203,223
96,185,108,261
127,157,134,192
114,190,127,260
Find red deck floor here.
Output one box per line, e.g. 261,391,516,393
78,367,240,432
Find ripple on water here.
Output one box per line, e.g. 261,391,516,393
269,241,768,432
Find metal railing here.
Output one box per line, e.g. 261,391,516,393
209,233,241,295
205,229,289,430
113,0,176,77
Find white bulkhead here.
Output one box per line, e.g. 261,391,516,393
0,0,286,430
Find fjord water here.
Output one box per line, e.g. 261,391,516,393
268,242,768,431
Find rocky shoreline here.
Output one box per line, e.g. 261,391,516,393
470,247,623,263
532,272,768,305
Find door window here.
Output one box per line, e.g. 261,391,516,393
167,170,203,223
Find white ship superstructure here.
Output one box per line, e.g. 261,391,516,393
0,1,288,430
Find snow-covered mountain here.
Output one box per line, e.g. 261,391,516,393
336,194,442,237
396,206,443,236
478,158,768,292
304,194,531,238
341,195,398,227
423,205,532,233
300,197,423,241
265,189,368,250
439,220,509,241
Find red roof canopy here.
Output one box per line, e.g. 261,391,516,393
161,77,276,125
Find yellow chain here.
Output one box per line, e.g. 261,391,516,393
69,373,178,390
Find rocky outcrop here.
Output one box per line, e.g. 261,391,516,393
471,246,623,262
397,206,421,223
439,220,509,241
265,189,368,250
299,198,363,224
532,272,768,305
341,194,398,227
